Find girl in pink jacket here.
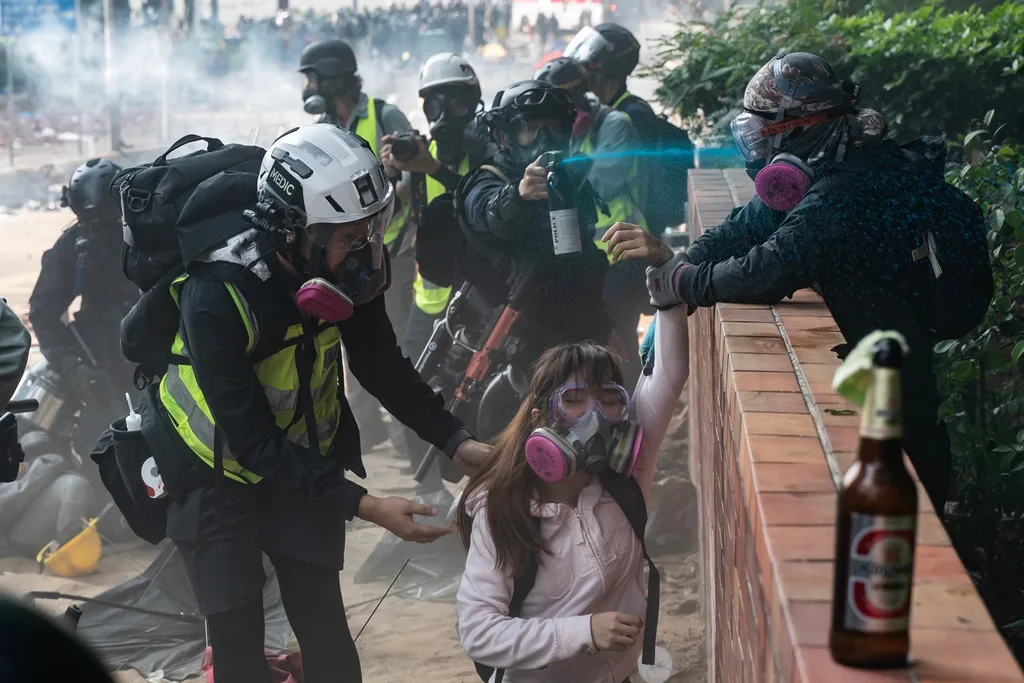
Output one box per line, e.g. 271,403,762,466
455,225,690,683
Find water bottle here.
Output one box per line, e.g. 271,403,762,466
543,151,583,257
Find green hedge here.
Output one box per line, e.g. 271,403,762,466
649,0,1024,142
939,115,1024,650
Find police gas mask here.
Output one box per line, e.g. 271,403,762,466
509,116,572,170
524,382,643,483
423,88,480,161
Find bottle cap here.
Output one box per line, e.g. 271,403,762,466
125,393,142,432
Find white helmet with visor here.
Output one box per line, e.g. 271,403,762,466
256,124,395,317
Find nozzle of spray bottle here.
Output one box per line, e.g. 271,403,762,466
125,393,141,432
542,151,583,257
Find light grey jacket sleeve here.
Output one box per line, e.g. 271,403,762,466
588,109,638,204
380,103,414,136
0,299,31,408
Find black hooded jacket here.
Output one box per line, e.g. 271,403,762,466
149,170,470,520
680,137,989,356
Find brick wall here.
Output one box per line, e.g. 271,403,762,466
687,169,1024,683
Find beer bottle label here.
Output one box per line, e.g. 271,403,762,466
550,209,583,255
843,512,916,633
859,367,902,440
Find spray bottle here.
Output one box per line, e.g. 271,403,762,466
542,151,583,256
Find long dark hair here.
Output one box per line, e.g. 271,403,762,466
455,342,625,578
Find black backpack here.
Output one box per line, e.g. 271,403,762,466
896,137,993,341
112,135,266,385
615,95,694,229
112,134,267,292
472,473,661,683
921,180,992,340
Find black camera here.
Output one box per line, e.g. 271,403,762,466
390,132,421,162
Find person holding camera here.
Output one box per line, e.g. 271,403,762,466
379,52,492,474
455,80,614,359
299,38,418,452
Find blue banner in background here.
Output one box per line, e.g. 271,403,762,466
0,0,77,35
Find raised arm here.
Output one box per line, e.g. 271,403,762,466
630,305,689,502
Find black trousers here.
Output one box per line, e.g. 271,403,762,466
398,302,444,472
206,553,360,683
902,360,952,516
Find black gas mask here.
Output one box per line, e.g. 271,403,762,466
509,117,572,170
301,71,358,121
423,87,480,164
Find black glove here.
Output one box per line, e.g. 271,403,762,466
63,364,106,399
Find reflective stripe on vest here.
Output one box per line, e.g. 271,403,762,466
355,99,408,247
413,141,471,315
579,116,647,262
158,275,342,483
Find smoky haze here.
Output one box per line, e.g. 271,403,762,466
4,6,536,159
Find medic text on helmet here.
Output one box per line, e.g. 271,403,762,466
270,162,299,200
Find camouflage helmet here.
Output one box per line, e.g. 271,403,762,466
743,52,859,119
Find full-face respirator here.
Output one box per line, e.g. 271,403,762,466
524,383,643,483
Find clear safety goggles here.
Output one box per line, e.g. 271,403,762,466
564,26,608,68
550,382,631,426
303,201,394,254
731,109,843,162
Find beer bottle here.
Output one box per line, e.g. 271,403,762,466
829,337,917,669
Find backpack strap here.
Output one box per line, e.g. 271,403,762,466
372,98,386,139
600,472,660,666
478,164,511,184
474,516,542,683
591,106,612,142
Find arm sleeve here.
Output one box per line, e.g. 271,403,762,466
457,512,596,670
631,305,689,502
588,111,637,201
339,294,470,456
0,299,31,408
679,198,829,308
464,174,542,246
684,197,787,267
27,231,79,372
179,278,368,519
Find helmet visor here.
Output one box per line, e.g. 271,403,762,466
552,382,631,426
564,26,609,68
304,199,394,254
730,111,774,162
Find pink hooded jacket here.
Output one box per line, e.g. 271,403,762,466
457,305,689,683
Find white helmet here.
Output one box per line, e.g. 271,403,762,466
257,124,394,300
418,52,481,98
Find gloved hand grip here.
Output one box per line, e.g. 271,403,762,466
646,251,690,310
